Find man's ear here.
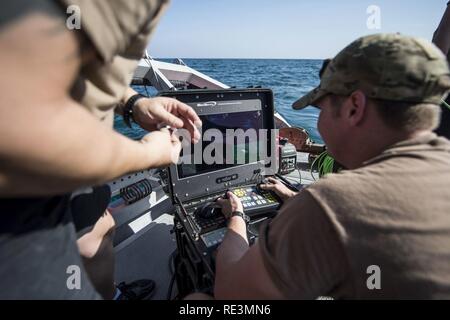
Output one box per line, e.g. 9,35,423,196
346,90,367,126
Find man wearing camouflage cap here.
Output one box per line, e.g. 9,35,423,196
214,33,450,299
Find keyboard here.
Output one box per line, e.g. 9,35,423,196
231,186,280,216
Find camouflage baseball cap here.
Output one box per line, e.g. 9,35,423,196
292,33,450,110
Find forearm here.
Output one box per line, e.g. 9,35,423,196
0,10,159,196
218,217,249,263
285,190,298,200
0,98,153,197
215,218,249,292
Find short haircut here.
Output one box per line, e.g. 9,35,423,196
371,99,442,132
328,94,442,132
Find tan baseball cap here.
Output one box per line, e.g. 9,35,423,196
292,33,450,110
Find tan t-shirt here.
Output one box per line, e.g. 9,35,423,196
60,0,169,125
259,133,450,299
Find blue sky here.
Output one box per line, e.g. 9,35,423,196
148,0,446,59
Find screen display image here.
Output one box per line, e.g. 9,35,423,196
177,110,264,179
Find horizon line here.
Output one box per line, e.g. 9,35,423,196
151,57,326,60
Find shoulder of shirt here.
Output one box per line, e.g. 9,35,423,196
303,168,380,218
306,167,370,193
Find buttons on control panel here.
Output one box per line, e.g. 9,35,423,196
231,186,278,212
200,227,227,248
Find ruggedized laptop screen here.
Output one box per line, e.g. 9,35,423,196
176,99,264,180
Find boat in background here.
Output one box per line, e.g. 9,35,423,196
132,52,292,128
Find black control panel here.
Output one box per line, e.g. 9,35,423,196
166,88,279,296
179,183,280,250
190,205,226,236
230,185,280,216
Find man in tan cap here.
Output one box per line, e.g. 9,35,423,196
214,33,450,299
0,0,201,299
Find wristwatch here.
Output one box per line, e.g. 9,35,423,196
230,211,250,224
123,94,146,128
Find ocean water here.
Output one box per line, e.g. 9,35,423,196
114,59,323,143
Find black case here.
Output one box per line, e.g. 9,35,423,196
160,89,279,295
159,88,278,205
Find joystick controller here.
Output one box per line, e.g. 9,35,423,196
195,202,220,220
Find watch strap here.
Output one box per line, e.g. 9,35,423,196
123,94,146,128
231,210,250,223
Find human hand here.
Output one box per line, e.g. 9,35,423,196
133,97,202,143
216,191,244,219
259,177,297,201
140,128,181,167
